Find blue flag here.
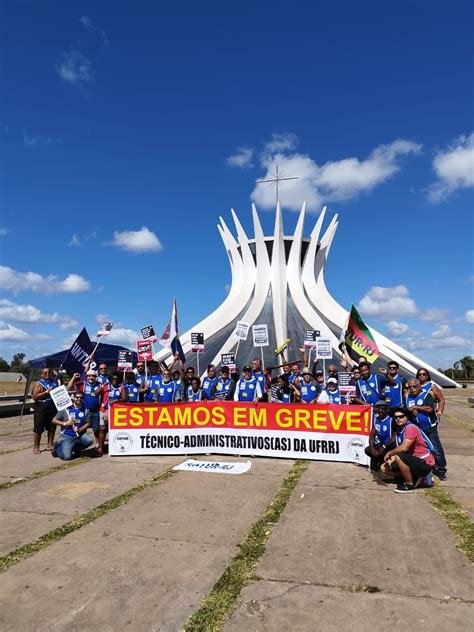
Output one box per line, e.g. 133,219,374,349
62,328,94,377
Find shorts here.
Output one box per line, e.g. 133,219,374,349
390,452,433,482
89,412,101,433
34,402,56,434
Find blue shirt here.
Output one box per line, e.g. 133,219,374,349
356,374,385,405
383,374,406,407
373,414,392,446
202,376,218,400
300,382,318,403
57,405,89,438
125,383,140,402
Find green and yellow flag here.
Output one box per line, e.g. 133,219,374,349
343,305,380,363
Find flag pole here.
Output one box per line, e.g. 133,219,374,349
196,350,200,376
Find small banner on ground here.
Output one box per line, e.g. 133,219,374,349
173,459,252,475
109,402,371,465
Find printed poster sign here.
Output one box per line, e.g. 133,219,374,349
50,385,73,412
109,401,371,465
137,340,153,362
118,350,133,370
191,332,205,352
141,325,157,343
221,353,236,372
316,337,332,359
96,322,114,337
234,321,250,340
252,324,269,347
304,329,320,348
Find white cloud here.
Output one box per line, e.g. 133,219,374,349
466,310,474,324
108,226,163,254
56,50,94,86
419,307,450,322
432,324,452,339
262,132,299,156
80,15,109,47
0,321,29,341
0,299,77,330
357,285,418,319
226,147,254,168
68,232,96,248
105,328,138,346
428,132,474,202
252,138,422,211
0,266,91,294
385,320,410,336
0,228,9,236
68,234,81,247
405,334,471,351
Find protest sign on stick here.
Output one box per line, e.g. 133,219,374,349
141,325,157,344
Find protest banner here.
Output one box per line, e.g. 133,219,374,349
343,305,380,363
304,329,320,348
109,401,371,465
137,340,153,362
50,385,73,412
118,350,133,370
141,325,157,343
221,353,236,372
191,332,205,352
234,321,250,340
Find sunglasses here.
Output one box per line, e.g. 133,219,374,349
393,414,406,420
417,372,428,377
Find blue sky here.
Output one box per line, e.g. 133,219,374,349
1,1,473,369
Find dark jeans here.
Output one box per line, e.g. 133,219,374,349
365,445,389,471
424,426,447,476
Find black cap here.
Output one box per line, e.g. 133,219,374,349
242,365,251,372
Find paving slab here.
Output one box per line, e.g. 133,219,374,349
254,466,474,601
90,458,294,545
0,456,182,555
0,447,74,479
0,458,292,631
224,580,474,632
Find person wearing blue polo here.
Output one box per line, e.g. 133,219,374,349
68,369,103,446
124,372,142,402
354,362,386,406
406,379,447,480
295,367,319,403
212,366,236,401
251,358,267,396
365,400,395,470
144,361,162,403
270,374,295,403
52,392,94,460
32,367,59,454
379,361,407,407
202,365,219,400
186,377,208,402
157,369,179,403
235,366,263,402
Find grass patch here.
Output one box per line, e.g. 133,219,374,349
183,459,309,632
425,484,474,564
444,413,474,433
0,455,88,491
0,466,176,572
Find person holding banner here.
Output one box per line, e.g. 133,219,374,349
52,392,94,460
354,362,386,406
186,377,208,401
251,358,266,392
269,374,296,403
317,377,343,404
289,363,303,387
68,370,103,445
364,400,395,471
212,366,236,401
144,361,162,403
294,367,319,404
202,365,218,400
32,368,59,454
134,362,147,386
124,372,143,402
156,369,180,402
98,372,127,456
234,366,262,402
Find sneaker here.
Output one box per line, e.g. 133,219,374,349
437,473,448,481
394,483,416,493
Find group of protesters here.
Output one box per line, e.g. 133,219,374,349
31,347,447,493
